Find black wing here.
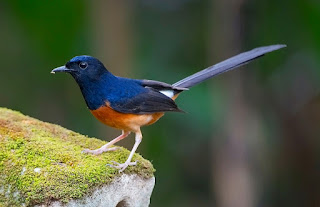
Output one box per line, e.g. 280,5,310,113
110,88,183,114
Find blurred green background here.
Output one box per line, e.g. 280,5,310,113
1,0,320,206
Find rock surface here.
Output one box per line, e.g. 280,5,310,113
41,174,155,207
0,108,155,207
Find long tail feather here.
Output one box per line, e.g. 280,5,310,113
173,44,286,89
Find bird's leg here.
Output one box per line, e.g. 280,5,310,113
108,130,142,172
82,130,130,155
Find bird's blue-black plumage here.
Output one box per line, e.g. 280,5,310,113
64,56,181,114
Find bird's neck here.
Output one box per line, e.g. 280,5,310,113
76,72,118,110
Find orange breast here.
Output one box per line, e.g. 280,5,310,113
90,104,164,132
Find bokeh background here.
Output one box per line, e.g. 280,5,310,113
1,0,319,206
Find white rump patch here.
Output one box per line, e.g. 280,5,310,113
159,90,174,98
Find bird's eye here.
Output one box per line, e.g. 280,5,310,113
79,62,88,69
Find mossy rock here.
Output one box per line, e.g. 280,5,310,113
0,108,154,206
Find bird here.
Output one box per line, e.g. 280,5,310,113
51,44,286,172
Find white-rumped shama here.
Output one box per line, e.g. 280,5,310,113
51,45,286,172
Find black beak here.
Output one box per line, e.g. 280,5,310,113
51,66,74,74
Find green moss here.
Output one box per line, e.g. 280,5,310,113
0,108,155,206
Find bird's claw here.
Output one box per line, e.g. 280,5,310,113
82,149,93,154
82,147,120,155
107,160,138,172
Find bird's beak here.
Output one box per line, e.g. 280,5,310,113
51,66,74,74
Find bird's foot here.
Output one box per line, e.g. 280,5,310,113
107,160,138,173
82,146,119,155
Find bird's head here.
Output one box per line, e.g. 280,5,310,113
51,56,109,81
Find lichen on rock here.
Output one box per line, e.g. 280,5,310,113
0,108,155,206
